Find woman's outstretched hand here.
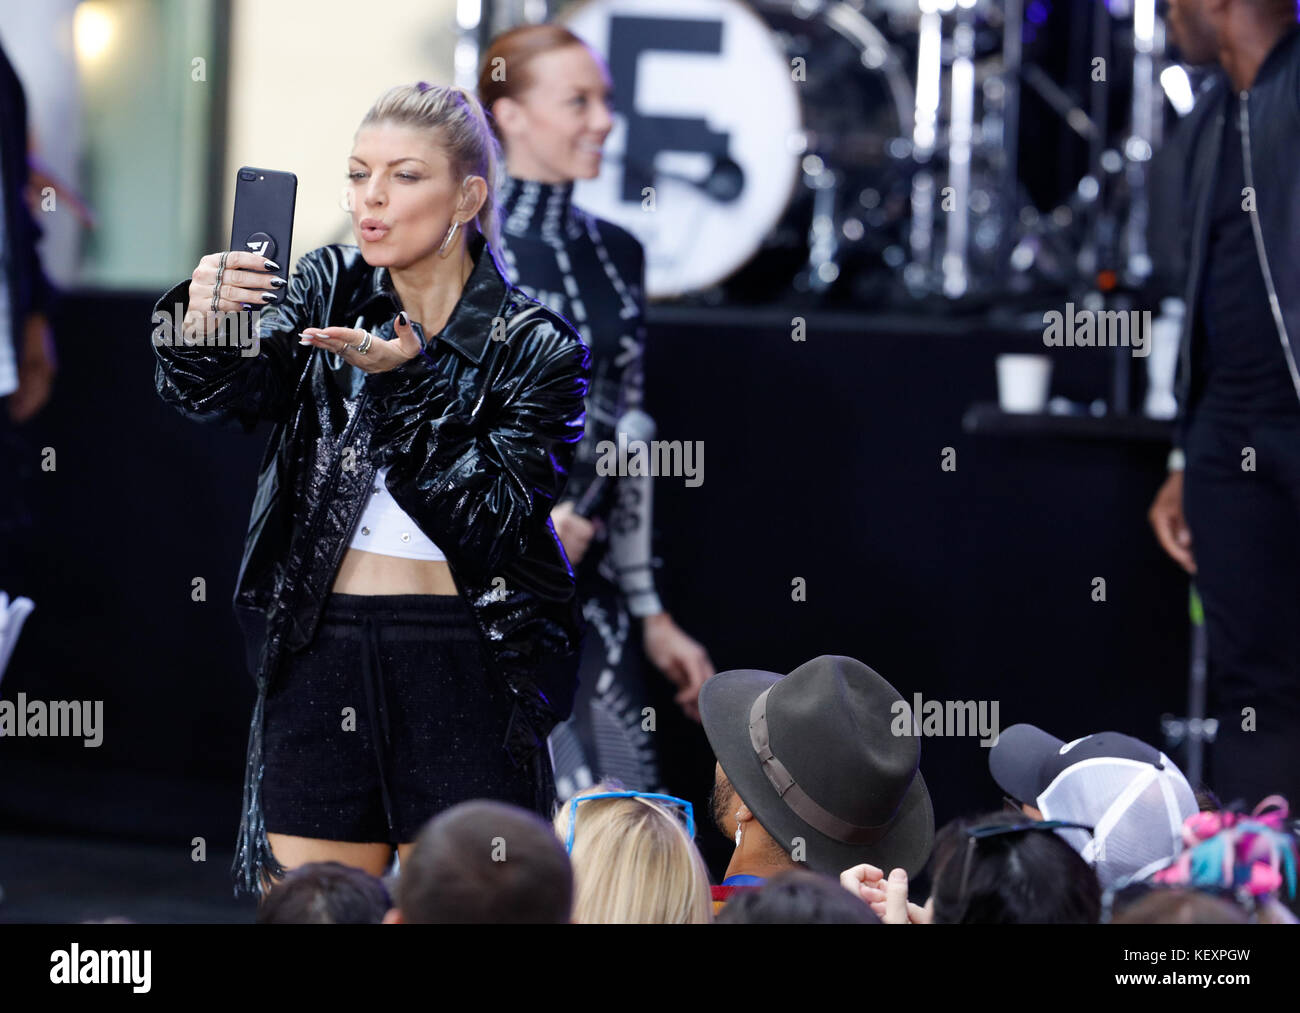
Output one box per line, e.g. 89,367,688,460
300,312,424,374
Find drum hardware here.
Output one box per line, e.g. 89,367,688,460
595,150,747,205
998,0,1165,302
459,0,1177,308
797,159,842,293
942,7,978,299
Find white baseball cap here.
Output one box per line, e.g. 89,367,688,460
989,724,1198,890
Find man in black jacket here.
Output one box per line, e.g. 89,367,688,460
1148,0,1300,810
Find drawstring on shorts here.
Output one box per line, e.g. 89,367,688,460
359,613,396,837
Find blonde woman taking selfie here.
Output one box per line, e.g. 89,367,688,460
152,82,590,897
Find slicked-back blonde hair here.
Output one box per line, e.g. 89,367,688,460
358,82,504,255
554,783,715,924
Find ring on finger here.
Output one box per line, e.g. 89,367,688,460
356,331,373,355
212,252,230,311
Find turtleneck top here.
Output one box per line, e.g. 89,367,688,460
495,174,662,617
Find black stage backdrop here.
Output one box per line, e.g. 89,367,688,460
0,293,1189,883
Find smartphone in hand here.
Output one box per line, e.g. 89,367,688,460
231,166,297,286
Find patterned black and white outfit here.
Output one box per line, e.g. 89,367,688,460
496,173,666,800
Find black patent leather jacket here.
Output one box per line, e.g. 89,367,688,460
1172,25,1300,448
151,232,590,764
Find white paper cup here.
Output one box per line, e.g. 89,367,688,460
996,354,1053,413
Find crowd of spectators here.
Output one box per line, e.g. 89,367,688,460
252,655,1298,925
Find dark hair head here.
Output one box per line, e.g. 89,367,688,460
477,24,592,140
255,861,392,924
1111,886,1250,924
928,812,1102,924
716,869,882,925
397,800,572,924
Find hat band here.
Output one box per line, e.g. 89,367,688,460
748,688,897,846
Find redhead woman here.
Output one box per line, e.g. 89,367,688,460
478,25,715,801
152,82,590,897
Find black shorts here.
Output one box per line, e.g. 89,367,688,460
261,592,544,843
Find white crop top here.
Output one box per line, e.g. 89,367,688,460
347,465,447,561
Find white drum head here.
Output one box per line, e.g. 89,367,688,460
562,0,802,299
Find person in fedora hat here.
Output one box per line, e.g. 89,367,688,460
699,655,934,901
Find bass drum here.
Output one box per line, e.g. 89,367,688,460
562,0,802,300
561,0,914,305
738,0,916,305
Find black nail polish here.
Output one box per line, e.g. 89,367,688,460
398,311,409,327
270,277,286,288
262,292,279,304
263,259,280,271
241,303,252,310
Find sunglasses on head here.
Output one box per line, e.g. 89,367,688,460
952,818,1095,916
563,791,696,853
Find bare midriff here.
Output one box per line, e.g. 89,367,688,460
331,548,459,595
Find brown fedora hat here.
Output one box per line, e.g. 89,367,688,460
700,655,934,877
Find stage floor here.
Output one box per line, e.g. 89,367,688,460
0,832,257,924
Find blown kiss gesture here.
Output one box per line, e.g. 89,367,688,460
299,311,425,373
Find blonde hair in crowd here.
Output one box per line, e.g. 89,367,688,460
554,783,715,924
357,82,504,255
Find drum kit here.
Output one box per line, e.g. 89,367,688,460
477,0,1176,309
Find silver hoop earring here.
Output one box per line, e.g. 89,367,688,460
438,219,462,257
